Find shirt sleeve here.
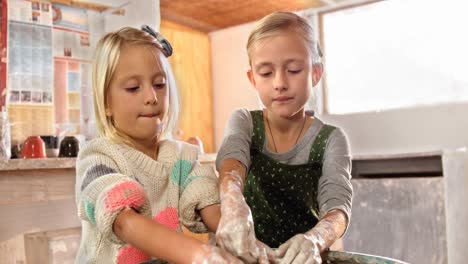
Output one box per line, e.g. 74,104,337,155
176,142,220,233
215,108,253,171
75,139,151,244
317,127,353,231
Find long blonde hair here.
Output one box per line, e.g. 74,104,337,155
246,12,322,65
92,27,179,144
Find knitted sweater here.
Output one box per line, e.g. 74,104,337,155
74,138,220,264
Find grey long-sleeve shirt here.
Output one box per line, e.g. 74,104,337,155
216,108,353,223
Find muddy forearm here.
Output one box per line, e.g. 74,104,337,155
306,209,347,252
218,158,247,192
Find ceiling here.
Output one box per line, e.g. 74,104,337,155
54,0,359,32
160,0,350,32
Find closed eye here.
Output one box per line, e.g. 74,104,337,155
259,72,272,77
288,70,302,74
153,83,166,89
125,86,139,92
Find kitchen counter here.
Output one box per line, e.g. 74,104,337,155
0,157,76,171
0,153,218,172
0,150,443,177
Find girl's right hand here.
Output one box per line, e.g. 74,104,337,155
192,244,243,264
216,170,260,263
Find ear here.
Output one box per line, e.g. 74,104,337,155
105,95,112,117
247,69,256,88
105,107,112,117
312,62,323,87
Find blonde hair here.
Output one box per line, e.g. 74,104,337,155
247,12,322,65
92,27,179,144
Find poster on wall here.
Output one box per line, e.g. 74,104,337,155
8,0,52,26
52,3,91,60
53,28,90,59
52,3,88,32
7,21,53,105
7,0,53,106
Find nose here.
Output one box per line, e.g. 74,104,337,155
144,85,158,105
273,71,288,91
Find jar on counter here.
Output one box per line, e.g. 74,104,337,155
41,135,59,158
59,136,80,157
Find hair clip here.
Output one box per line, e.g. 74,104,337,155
141,25,173,57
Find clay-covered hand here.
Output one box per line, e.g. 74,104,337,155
257,239,280,264
275,219,337,264
216,170,259,263
192,244,243,264
275,232,323,264
275,211,344,264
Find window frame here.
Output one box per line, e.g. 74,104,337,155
318,0,385,114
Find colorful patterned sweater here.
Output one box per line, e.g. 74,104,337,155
74,138,220,264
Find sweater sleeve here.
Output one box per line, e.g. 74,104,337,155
318,128,353,232
215,108,253,171
75,139,151,244
173,142,220,233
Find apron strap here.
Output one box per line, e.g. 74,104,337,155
250,110,265,151
308,124,336,163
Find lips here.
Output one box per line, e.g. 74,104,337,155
273,96,293,103
140,113,159,118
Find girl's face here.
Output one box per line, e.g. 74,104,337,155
248,32,318,119
106,44,169,145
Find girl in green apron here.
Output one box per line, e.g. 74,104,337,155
215,12,353,264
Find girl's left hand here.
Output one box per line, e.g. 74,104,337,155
274,232,323,264
275,210,346,264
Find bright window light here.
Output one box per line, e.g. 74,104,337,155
322,0,468,114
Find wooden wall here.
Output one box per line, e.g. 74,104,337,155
160,20,215,153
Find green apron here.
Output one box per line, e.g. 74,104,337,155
244,110,335,248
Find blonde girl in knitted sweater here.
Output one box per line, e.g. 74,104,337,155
75,26,240,264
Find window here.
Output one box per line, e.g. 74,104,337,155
320,0,468,114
